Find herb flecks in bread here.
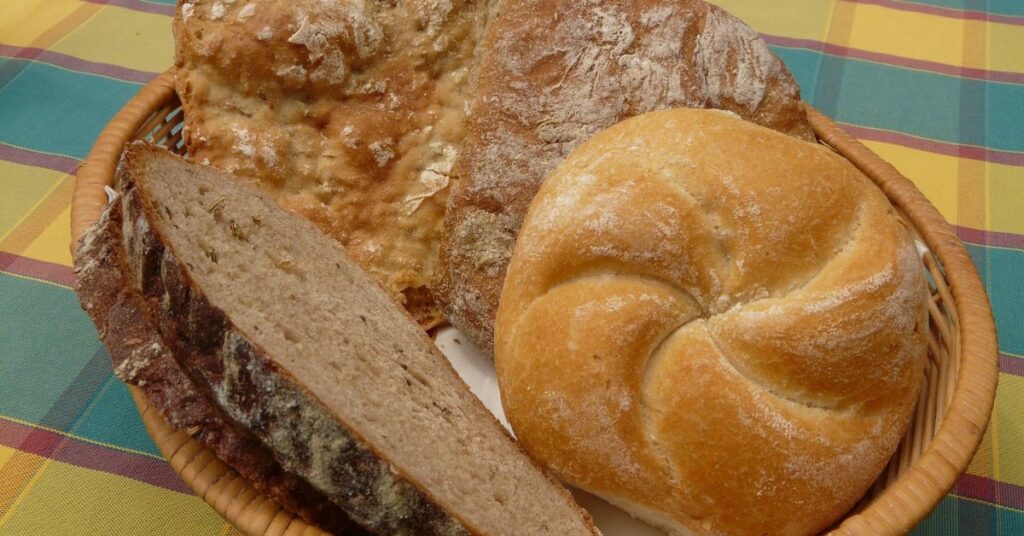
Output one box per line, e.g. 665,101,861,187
494,109,928,536
75,199,362,533
87,143,597,535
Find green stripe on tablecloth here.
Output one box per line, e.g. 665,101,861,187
913,496,1024,535
0,61,141,160
69,374,161,456
902,0,1024,17
967,244,1024,356
772,48,1024,155
0,273,155,455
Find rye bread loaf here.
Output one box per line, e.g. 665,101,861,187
494,110,928,535
434,0,816,355
75,200,363,534
101,142,597,535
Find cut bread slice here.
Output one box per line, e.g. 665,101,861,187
102,142,597,535
75,200,363,534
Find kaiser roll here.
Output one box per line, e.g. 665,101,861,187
494,109,928,536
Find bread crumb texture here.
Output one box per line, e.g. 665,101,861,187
495,109,929,536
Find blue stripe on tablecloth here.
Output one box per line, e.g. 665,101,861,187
0,61,141,160
966,244,1024,357
0,273,157,456
772,47,1024,155
896,0,1024,18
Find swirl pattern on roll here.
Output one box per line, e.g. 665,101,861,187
495,109,929,536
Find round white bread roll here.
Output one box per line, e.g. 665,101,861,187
494,109,928,536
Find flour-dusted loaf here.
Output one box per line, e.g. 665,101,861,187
435,0,816,355
75,201,363,534
173,0,495,328
79,143,598,535
173,0,814,346
494,110,928,536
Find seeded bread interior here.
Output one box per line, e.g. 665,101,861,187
114,142,597,535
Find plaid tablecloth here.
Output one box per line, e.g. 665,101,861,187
1,1,1021,534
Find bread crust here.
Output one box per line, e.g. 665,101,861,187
494,109,928,536
173,0,494,329
435,0,816,355
74,200,364,534
116,153,473,535
106,143,599,536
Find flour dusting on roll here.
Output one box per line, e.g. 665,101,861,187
494,109,928,536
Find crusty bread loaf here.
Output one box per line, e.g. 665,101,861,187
174,0,813,343
494,110,928,536
75,200,364,534
79,143,598,535
435,0,816,355
173,0,494,328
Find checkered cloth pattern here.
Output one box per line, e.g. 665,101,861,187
0,0,1021,533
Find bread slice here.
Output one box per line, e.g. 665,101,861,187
100,142,597,535
75,200,364,534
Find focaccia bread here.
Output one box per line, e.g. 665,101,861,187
173,0,494,328
435,0,816,354
495,110,928,535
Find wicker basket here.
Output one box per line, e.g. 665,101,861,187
71,71,999,536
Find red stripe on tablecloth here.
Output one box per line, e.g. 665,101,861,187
763,34,1024,85
0,143,78,174
0,44,157,84
954,473,1024,511
81,0,175,16
0,417,191,494
1000,354,1024,377
834,123,1024,167
842,0,1024,26
955,226,1024,250
0,252,76,288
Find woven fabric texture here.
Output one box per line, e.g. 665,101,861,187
0,0,1020,534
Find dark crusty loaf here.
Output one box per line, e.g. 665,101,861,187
76,199,365,534
434,0,815,355
82,142,597,535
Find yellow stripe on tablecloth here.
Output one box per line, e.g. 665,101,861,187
847,4,968,71
0,451,49,527
49,3,174,75
860,140,960,226
705,0,834,42
0,176,72,257
0,0,90,48
993,373,1024,489
0,162,66,243
0,458,231,535
861,140,1024,238
19,207,73,268
990,23,1024,77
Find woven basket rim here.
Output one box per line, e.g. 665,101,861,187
70,70,999,536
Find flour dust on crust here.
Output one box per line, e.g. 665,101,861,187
435,0,816,354
73,200,363,534
173,0,492,329
494,110,928,536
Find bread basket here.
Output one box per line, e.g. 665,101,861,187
70,71,999,536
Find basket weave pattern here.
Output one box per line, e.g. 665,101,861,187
71,71,998,536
